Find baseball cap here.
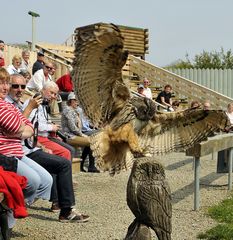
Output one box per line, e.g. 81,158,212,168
37,50,44,56
67,92,76,101
138,84,144,89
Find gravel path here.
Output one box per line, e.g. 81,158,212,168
12,152,230,240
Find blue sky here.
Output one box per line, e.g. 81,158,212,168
1,0,233,67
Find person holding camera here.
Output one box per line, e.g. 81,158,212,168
23,81,72,160
6,73,89,222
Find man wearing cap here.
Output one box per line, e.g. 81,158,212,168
62,92,99,172
137,84,145,96
32,50,44,75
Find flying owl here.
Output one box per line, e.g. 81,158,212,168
125,157,171,240
72,23,230,175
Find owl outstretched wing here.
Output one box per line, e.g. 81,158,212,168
72,24,130,127
138,109,230,155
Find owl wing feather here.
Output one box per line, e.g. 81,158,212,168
138,109,230,155
72,24,130,127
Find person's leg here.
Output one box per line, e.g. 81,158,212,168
27,150,75,208
48,137,75,160
38,136,71,160
27,150,89,222
87,149,100,173
19,156,53,204
80,147,89,172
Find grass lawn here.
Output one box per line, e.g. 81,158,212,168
198,194,233,239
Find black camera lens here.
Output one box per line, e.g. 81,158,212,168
42,99,49,106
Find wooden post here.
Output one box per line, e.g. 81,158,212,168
194,157,200,211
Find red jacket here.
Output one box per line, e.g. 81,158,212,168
0,167,28,218
56,73,73,92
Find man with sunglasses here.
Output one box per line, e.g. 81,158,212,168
6,74,90,223
27,61,54,92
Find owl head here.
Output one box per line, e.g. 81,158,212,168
131,157,165,182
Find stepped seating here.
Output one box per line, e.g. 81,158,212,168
125,55,233,109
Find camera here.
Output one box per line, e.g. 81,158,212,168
42,98,49,106
56,130,67,142
33,93,49,106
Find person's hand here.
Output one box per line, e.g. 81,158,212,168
44,148,53,154
51,124,60,132
28,95,43,110
41,145,53,154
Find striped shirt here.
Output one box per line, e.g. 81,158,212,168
0,99,33,157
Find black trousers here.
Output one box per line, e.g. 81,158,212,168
27,150,75,208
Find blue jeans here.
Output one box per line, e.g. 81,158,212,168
16,156,53,205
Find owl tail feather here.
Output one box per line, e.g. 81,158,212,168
90,129,134,176
125,218,151,240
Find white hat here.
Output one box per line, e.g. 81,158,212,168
67,92,76,101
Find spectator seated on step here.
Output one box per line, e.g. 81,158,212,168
142,78,152,99
155,84,173,111
24,81,74,161
190,100,201,109
56,72,74,101
202,100,211,111
20,49,32,74
32,50,45,75
6,55,22,75
62,92,99,173
137,84,146,97
0,68,53,222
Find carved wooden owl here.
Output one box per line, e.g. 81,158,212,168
126,157,172,240
72,24,230,175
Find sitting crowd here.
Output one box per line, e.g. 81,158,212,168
0,48,102,237
1,45,233,238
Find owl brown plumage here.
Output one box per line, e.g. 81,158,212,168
72,23,231,175
126,157,172,240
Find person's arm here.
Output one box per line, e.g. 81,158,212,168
0,104,34,139
16,123,34,139
32,71,44,91
22,95,42,118
160,96,171,107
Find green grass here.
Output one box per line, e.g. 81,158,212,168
197,195,233,239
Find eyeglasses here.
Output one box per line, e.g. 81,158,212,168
11,84,26,89
45,66,54,71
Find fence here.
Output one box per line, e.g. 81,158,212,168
167,68,233,99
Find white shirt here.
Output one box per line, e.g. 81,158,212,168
23,99,53,137
6,65,21,75
143,87,152,99
226,111,233,125
26,69,52,91
20,59,32,73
